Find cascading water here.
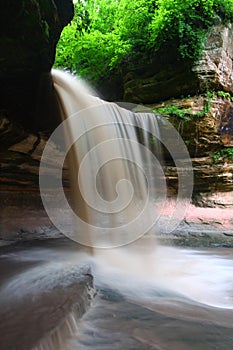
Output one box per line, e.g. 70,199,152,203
42,69,166,249
1,71,233,350
39,69,233,306
41,70,196,250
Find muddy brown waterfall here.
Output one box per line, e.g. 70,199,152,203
47,69,164,250
2,69,233,350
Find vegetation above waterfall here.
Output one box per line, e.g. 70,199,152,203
54,0,233,84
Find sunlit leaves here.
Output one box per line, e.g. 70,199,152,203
54,0,233,83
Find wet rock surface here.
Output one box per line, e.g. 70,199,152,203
1,189,232,248
69,288,233,350
1,239,233,350
0,239,94,350
0,115,70,191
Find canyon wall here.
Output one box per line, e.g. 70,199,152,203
0,13,232,209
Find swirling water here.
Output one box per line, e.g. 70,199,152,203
1,242,233,350
72,244,233,350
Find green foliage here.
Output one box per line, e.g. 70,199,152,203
86,0,119,34
115,0,156,52
149,0,207,59
216,91,233,101
195,91,213,117
54,0,233,84
54,1,91,70
212,148,233,164
153,105,192,121
71,31,129,81
71,1,91,34
153,92,213,120
54,0,128,80
149,0,233,60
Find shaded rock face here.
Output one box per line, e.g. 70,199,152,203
122,54,198,104
0,115,71,239
219,99,233,146
118,23,233,104
0,0,73,73
0,0,74,131
0,116,69,191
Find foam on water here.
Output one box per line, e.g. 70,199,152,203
49,70,233,309
89,243,233,309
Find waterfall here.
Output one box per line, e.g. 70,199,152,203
6,70,233,350
40,70,193,250
40,69,166,250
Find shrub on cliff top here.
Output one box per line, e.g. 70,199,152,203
149,0,233,59
54,0,233,84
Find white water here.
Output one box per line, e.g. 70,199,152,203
1,70,233,350
51,69,165,248
2,244,233,350
90,244,233,309
33,69,233,349
49,70,233,310
22,246,233,350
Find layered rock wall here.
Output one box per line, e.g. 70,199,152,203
0,13,232,211
119,23,233,208
150,96,233,208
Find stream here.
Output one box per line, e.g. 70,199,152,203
1,70,232,349
1,238,233,350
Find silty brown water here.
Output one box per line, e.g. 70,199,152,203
1,70,233,350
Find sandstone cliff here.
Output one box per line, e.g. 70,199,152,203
150,95,232,208
0,9,232,240
120,23,233,209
